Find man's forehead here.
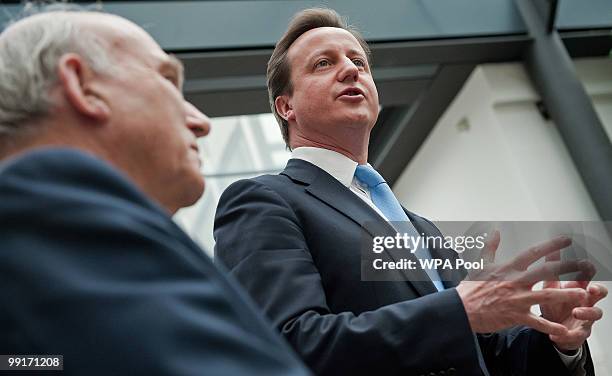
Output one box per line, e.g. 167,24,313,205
83,14,171,68
89,15,159,52
6,11,120,35
288,27,365,59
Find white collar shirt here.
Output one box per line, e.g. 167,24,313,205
290,147,389,222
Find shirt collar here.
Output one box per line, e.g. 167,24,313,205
291,147,358,187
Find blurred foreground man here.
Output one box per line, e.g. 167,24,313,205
0,6,310,376
214,8,607,376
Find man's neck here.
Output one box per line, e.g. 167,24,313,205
289,131,370,165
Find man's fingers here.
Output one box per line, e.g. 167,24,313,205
524,288,588,306
574,261,597,284
573,307,603,321
543,279,560,289
512,236,571,270
520,260,592,285
549,333,589,349
542,261,593,289
541,241,593,287
523,313,568,336
564,280,589,290
543,249,561,289
545,248,561,263
480,230,500,264
550,324,592,347
548,307,600,349
587,283,608,306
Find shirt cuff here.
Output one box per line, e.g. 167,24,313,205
555,344,583,369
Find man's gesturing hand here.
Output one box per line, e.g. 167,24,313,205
456,233,592,336
540,250,608,352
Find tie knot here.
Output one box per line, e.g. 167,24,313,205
354,164,386,188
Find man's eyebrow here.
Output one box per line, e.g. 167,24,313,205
159,54,185,87
168,54,184,75
305,47,367,63
305,48,333,61
347,48,367,58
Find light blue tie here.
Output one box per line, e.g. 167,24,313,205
354,164,444,291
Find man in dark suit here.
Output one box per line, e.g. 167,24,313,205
214,8,607,376
0,7,309,376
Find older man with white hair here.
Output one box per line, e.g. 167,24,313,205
0,4,309,375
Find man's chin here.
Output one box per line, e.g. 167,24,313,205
170,174,205,214
189,176,206,204
335,115,374,129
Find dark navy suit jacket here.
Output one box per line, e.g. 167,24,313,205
214,158,594,376
0,148,310,376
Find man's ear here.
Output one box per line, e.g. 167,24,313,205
274,95,295,122
57,53,110,122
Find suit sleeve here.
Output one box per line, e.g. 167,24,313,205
214,179,486,376
476,326,595,375
0,152,309,376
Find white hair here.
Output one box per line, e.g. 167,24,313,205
0,3,114,136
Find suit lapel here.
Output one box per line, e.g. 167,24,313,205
283,159,395,237
282,159,437,296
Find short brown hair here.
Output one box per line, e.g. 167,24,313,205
266,8,371,149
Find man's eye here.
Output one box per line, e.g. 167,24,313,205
353,59,366,68
315,59,330,68
164,75,178,85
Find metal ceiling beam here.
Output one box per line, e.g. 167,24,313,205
516,0,612,220
183,61,438,117
370,35,528,66
560,29,612,58
179,34,529,80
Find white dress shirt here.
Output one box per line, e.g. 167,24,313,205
290,146,584,372
291,147,388,221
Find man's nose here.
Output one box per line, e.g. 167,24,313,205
184,101,211,138
337,57,359,83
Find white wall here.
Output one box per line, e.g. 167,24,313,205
393,57,612,374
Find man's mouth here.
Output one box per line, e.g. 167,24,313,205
338,87,365,98
189,145,202,168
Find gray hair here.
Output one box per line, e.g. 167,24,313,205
0,2,114,137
